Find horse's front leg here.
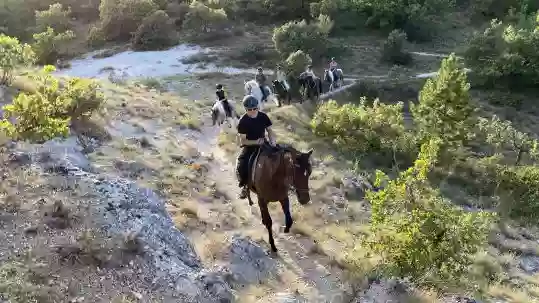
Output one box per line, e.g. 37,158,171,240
279,197,293,233
258,197,277,252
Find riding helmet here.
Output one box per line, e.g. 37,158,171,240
242,95,259,109
216,84,223,89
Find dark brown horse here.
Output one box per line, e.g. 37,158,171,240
245,143,313,252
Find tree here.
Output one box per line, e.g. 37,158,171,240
272,18,331,59
35,3,72,33
411,54,475,147
98,0,158,41
365,138,494,289
132,10,176,50
32,27,75,65
0,34,35,85
182,1,228,38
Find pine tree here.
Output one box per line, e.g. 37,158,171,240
411,53,475,147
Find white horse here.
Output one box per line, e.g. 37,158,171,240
324,68,344,92
211,99,240,128
244,80,278,110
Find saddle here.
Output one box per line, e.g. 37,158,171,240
247,143,282,193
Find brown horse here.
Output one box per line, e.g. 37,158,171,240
245,143,313,252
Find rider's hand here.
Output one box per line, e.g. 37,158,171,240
269,140,276,147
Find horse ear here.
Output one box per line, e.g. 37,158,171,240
306,149,313,157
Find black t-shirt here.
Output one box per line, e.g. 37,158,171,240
216,89,226,100
237,111,272,141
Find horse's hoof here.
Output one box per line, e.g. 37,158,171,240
270,246,278,254
284,226,291,233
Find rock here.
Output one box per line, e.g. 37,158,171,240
272,291,307,303
15,137,235,302
7,151,32,166
519,255,539,274
341,172,374,200
225,235,279,287
113,160,157,178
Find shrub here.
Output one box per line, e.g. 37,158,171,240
87,26,106,48
132,10,176,50
272,18,331,60
311,98,417,166
182,1,229,40
32,27,75,65
283,50,312,76
0,65,104,143
463,17,539,90
98,0,158,41
0,65,70,143
411,54,475,148
311,0,452,41
35,3,71,33
381,29,412,65
0,34,35,85
365,138,494,290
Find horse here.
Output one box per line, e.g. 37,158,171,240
211,99,240,128
298,72,322,102
272,80,291,107
323,69,344,92
244,142,313,252
244,80,278,110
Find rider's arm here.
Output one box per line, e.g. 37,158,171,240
263,114,276,145
266,127,276,145
238,134,261,146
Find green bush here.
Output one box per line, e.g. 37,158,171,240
381,29,412,65
311,98,416,165
284,50,312,76
272,18,332,60
182,1,229,40
132,10,176,50
310,0,452,41
365,138,495,289
98,0,158,41
0,66,70,143
35,3,71,33
32,27,75,65
0,65,104,143
0,34,35,85
463,17,539,90
411,53,475,148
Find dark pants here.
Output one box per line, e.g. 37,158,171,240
236,146,259,187
221,99,232,117
259,85,267,101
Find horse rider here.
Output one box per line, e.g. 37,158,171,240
216,84,233,117
305,65,316,78
236,95,276,199
255,67,268,102
329,57,338,79
276,65,290,91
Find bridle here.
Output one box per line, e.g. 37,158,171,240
284,150,310,195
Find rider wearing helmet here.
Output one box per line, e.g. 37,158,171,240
236,95,276,199
305,65,315,78
255,67,268,102
216,83,232,117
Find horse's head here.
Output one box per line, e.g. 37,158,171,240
281,146,313,204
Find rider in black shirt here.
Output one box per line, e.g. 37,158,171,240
236,95,276,199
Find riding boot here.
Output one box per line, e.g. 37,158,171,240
238,186,248,199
